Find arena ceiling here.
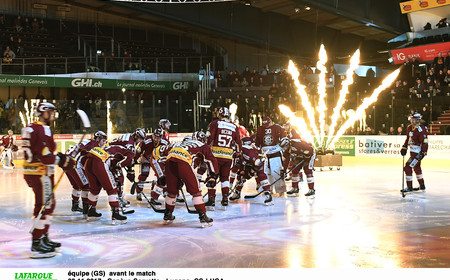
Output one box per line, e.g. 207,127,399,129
50,0,407,65
54,0,404,43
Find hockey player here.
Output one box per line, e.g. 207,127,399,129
83,144,134,224
282,138,316,197
229,137,272,204
204,107,242,209
22,102,75,258
109,128,146,147
400,112,429,192
283,121,303,182
108,128,145,204
283,120,302,140
255,116,289,195
134,128,166,203
159,119,171,143
65,131,107,215
163,137,219,227
0,129,17,169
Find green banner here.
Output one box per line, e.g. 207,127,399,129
0,75,193,91
333,136,356,156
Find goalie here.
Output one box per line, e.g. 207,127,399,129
0,130,17,169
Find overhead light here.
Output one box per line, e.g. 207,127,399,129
243,0,251,6
294,7,301,13
305,6,311,10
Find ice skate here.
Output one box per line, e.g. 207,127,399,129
30,238,56,259
205,196,215,211
400,186,413,193
42,233,61,249
198,210,213,228
87,206,102,221
413,183,426,192
229,190,241,202
263,191,273,206
82,204,89,219
221,196,228,209
136,192,142,201
163,209,175,225
287,188,300,197
71,201,83,213
111,207,127,225
305,189,316,198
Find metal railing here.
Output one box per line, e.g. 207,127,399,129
0,55,218,75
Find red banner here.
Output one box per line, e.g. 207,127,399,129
390,42,450,64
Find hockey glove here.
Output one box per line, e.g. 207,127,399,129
56,152,75,170
12,145,18,152
415,151,426,161
205,172,217,188
400,146,407,156
157,175,166,186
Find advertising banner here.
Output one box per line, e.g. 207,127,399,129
400,0,450,14
0,75,193,91
354,135,450,159
390,42,450,64
333,136,356,156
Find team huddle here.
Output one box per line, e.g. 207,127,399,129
15,101,428,260
20,102,317,259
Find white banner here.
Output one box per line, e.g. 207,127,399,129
354,135,450,159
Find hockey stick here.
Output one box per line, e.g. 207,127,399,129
140,190,165,213
30,110,91,233
131,180,156,194
401,155,406,198
178,187,199,214
244,159,304,199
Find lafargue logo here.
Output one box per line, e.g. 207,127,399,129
172,81,189,90
71,78,102,88
14,272,56,280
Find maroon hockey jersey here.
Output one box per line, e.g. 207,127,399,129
282,139,314,169
403,124,429,154
207,119,241,160
255,123,287,148
65,138,99,161
1,135,13,149
21,121,57,175
167,140,219,174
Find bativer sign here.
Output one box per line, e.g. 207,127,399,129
390,42,450,64
400,0,449,14
0,75,193,91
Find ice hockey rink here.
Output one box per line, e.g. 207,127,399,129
1,156,450,270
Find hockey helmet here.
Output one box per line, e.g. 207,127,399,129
94,130,107,140
262,116,272,127
134,128,146,140
35,102,56,117
280,137,290,151
192,131,207,143
153,128,164,138
159,119,171,131
283,120,291,130
218,107,230,119
409,112,422,120
183,135,192,142
125,144,136,154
